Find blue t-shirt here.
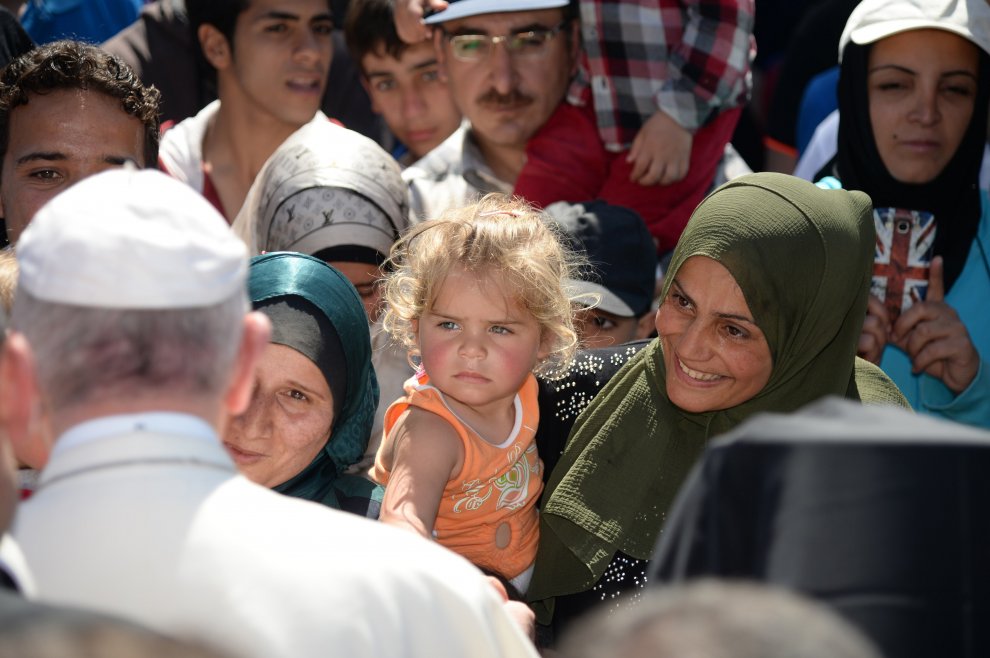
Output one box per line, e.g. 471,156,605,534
21,0,143,45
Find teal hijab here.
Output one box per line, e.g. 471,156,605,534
530,173,907,618
249,252,381,513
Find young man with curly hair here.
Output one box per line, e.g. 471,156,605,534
0,40,161,245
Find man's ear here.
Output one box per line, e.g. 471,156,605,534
224,312,271,417
198,23,232,70
0,331,48,469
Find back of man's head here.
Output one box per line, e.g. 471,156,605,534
0,40,161,174
559,580,881,658
11,168,250,415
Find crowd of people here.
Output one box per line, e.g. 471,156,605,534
0,0,987,656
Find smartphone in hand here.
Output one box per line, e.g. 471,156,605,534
871,207,936,323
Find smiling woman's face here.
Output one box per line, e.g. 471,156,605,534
655,256,773,413
223,343,334,487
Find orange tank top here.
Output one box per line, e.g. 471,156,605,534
374,372,543,580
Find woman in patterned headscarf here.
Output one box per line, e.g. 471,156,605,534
233,120,410,322
233,120,413,473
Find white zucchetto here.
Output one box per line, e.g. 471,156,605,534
17,168,247,308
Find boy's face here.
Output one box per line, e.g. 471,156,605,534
574,308,656,350
361,41,462,160
218,0,334,127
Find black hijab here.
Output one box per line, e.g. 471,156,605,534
823,39,990,291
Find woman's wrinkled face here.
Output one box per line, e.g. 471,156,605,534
223,343,334,487
867,28,979,184
655,256,773,413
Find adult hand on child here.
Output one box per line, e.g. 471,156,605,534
394,0,449,43
627,110,692,186
858,294,890,364
890,256,980,394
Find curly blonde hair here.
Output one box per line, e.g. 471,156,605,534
382,195,584,376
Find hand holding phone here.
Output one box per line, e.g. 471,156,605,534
870,207,936,324
890,256,980,393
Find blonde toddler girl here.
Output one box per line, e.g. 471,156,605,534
373,195,581,593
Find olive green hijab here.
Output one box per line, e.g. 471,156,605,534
529,173,908,617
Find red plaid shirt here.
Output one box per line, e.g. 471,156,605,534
569,0,756,151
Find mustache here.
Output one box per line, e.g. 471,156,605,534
476,88,534,109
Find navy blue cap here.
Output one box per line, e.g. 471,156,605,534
545,200,658,318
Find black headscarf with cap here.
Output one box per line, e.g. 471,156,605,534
249,252,382,517
821,39,990,292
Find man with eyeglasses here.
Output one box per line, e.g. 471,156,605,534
402,0,754,264
402,0,581,220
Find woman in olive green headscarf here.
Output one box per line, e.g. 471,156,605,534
529,172,908,631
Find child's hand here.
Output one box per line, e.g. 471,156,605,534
395,0,450,43
627,110,693,186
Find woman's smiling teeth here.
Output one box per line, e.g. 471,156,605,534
678,358,723,382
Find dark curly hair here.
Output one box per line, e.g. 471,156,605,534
0,40,161,173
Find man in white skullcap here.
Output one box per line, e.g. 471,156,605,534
6,168,538,658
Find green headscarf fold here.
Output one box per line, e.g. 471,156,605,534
529,172,909,618
248,252,381,510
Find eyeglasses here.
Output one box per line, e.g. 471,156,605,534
444,20,569,62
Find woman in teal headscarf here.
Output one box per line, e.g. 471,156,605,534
529,172,909,633
223,252,382,518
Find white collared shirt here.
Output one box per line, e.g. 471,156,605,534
52,412,218,460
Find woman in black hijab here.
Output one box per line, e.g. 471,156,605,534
815,0,990,429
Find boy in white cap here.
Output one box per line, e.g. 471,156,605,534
6,168,538,658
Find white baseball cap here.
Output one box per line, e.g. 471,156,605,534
18,168,248,309
840,0,990,59
424,0,570,24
